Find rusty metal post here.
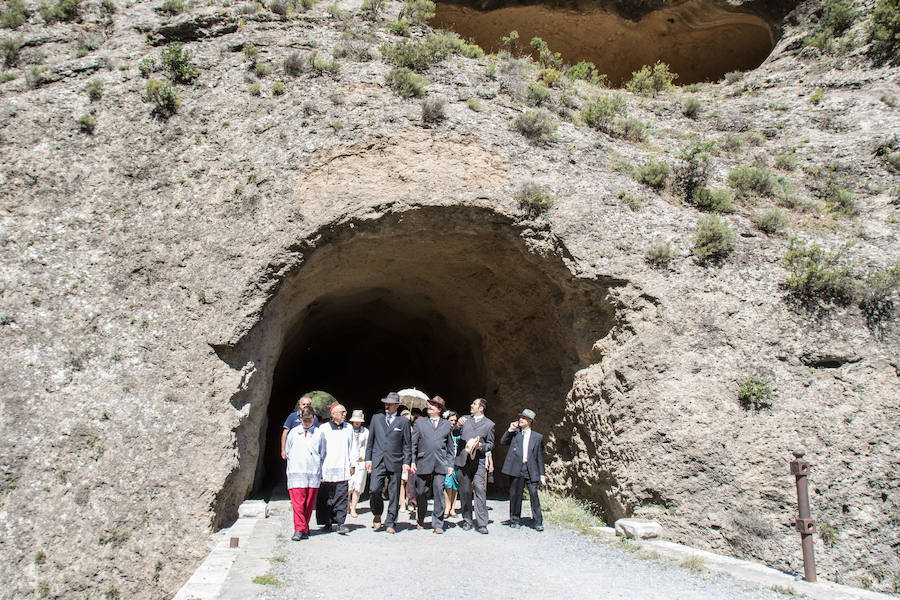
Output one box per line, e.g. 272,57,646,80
790,449,816,582
229,537,239,548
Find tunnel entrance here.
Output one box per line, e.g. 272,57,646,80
216,206,628,522
258,290,488,494
429,0,776,85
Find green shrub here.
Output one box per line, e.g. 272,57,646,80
692,215,735,262
859,262,900,330
822,0,856,35
738,377,773,410
271,80,285,95
538,68,561,87
248,81,260,95
380,33,463,71
0,71,18,82
819,522,839,547
161,43,199,84
692,188,736,213
782,237,855,303
774,152,797,171
870,0,900,63
744,130,766,146
637,160,669,191
77,113,95,133
824,185,856,217
1,34,22,67
385,67,426,97
421,95,445,123
681,95,700,118
1,0,27,28
809,88,823,105
85,78,102,101
529,36,562,69
138,57,156,77
158,0,183,14
466,98,479,111
525,82,550,106
720,134,743,153
254,61,272,77
581,93,626,132
566,60,605,85
620,117,649,142
511,109,557,144
673,142,714,200
359,0,383,20
753,208,789,234
501,29,519,53
618,190,642,211
462,43,483,59
308,52,339,76
25,64,48,88
283,51,304,76
727,166,778,198
626,61,676,97
242,42,259,62
645,242,675,268
39,0,80,22
390,19,410,36
34,550,46,565
144,79,180,117
516,183,554,218
400,0,434,25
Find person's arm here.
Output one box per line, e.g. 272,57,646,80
284,429,293,459
410,421,419,474
538,434,546,484
281,428,289,460
365,418,375,474
482,421,495,454
487,451,494,473
401,419,412,472
443,427,454,474
348,428,357,475
500,428,516,446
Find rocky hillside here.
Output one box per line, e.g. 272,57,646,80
1,0,898,597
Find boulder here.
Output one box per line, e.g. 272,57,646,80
615,518,662,539
237,500,268,519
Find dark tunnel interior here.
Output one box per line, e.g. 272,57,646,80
255,290,489,495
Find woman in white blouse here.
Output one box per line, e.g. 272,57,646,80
347,410,369,518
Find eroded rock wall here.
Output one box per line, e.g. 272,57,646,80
0,0,898,597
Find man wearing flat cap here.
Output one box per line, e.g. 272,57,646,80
365,392,411,533
500,408,546,531
410,396,455,534
453,398,495,534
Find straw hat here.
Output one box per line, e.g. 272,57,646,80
349,410,365,423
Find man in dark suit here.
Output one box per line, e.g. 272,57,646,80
364,391,411,534
410,396,455,534
500,408,546,531
453,398,495,534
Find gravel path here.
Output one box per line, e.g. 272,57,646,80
247,497,791,600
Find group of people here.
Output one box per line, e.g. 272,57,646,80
280,392,547,540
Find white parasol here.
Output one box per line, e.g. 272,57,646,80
396,388,429,410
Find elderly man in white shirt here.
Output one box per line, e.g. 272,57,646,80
316,403,358,535
285,406,327,541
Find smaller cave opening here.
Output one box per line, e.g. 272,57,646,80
429,0,775,85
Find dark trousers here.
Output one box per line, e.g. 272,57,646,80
458,459,488,527
508,464,542,526
414,471,446,529
369,465,402,527
315,480,348,527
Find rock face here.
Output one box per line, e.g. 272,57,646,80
0,0,898,597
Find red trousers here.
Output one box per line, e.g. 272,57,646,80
289,487,319,534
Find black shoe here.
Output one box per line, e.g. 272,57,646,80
291,531,302,541
534,524,544,531
509,520,520,528
300,532,309,540
336,525,349,535
322,524,333,532
459,521,473,531
477,526,489,534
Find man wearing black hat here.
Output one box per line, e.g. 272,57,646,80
500,408,546,531
365,392,411,534
410,396,455,534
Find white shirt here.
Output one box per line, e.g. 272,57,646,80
473,415,483,422
522,428,531,463
321,421,358,482
431,418,439,428
285,424,326,489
